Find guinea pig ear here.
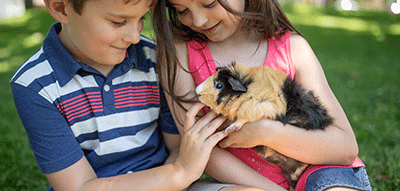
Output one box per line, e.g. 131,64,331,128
216,66,227,72
228,77,247,92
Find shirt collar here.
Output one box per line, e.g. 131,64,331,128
42,22,151,87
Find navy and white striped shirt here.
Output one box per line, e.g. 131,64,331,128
10,23,178,179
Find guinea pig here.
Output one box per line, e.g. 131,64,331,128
195,62,333,190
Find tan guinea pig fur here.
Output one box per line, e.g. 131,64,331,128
195,62,333,190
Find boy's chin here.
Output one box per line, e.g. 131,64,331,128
110,56,126,65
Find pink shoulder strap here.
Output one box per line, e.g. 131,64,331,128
188,31,294,84
265,31,295,80
187,40,216,86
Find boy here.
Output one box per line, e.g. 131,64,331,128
10,0,228,190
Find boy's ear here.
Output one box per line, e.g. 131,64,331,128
43,0,70,24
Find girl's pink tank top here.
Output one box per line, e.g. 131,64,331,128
187,31,364,190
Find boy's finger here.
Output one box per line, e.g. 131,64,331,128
198,116,227,140
191,111,219,134
184,103,205,132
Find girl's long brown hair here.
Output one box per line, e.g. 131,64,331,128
152,0,301,124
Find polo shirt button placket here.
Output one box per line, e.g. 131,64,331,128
102,83,115,114
104,84,110,92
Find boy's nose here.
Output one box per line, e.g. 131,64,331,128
123,24,141,44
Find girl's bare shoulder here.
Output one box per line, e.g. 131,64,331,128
173,39,190,70
290,33,320,73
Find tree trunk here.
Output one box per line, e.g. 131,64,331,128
324,0,336,8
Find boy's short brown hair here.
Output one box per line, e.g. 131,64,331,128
69,0,157,15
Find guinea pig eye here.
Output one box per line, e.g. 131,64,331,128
215,82,224,90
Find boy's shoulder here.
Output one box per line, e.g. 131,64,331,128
135,35,157,69
10,23,74,88
139,35,156,47
10,46,50,87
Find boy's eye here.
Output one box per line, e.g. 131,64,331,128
111,20,127,26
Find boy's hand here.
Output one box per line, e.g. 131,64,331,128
173,103,228,184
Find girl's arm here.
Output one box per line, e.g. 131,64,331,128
163,41,286,191
219,33,358,166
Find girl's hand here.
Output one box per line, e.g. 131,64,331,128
218,119,283,149
173,103,228,184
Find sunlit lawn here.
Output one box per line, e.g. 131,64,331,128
1,3,399,190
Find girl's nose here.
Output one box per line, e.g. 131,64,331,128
191,12,208,28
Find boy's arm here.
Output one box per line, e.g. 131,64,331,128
11,80,225,191
162,132,180,164
44,104,227,191
44,155,185,191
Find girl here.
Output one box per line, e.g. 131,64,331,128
152,0,372,190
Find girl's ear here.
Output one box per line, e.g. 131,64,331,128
43,0,70,24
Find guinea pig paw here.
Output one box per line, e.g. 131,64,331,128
225,123,243,133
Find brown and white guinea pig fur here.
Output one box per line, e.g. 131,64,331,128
195,62,333,190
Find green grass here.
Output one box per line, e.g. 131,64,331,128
1,4,399,190
283,3,400,190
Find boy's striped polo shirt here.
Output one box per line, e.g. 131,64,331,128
10,22,178,178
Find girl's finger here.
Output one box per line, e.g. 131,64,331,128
218,137,233,148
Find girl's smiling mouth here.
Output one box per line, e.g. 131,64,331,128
201,21,221,34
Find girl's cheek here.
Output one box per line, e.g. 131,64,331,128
178,15,191,27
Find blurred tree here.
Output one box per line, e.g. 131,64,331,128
302,0,388,11
25,0,33,9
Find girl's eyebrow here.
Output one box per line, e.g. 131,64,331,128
168,1,181,6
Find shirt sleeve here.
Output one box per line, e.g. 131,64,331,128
158,85,179,134
11,83,84,173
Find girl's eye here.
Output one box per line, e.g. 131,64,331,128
215,82,224,90
204,0,217,8
111,20,127,27
176,8,188,15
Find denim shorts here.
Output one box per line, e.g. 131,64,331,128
188,179,234,191
305,167,372,191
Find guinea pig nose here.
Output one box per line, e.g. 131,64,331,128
196,81,205,95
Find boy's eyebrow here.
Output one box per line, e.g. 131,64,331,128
107,8,150,19
107,13,134,19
